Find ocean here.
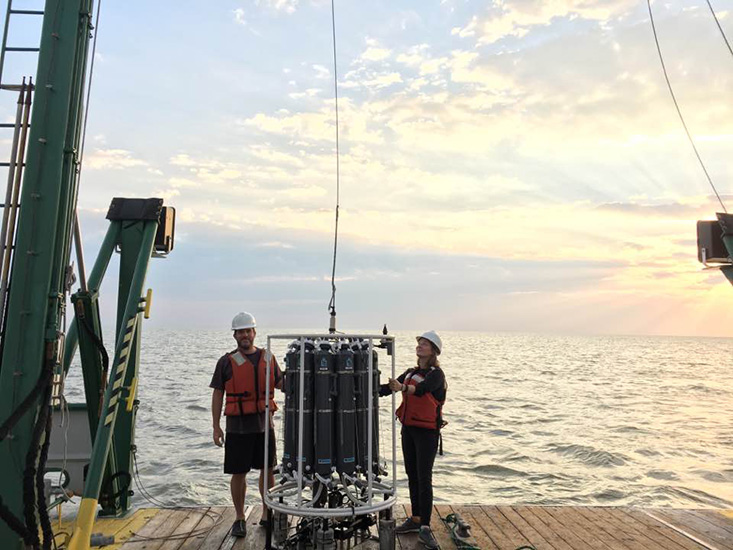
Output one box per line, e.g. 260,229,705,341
62,329,733,510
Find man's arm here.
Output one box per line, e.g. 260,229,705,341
212,389,225,446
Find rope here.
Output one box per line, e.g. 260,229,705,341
705,0,733,60
441,514,479,550
646,0,727,213
327,0,340,324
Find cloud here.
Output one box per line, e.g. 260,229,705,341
239,98,384,145
360,39,391,62
233,8,246,25
255,0,299,14
396,44,431,68
84,149,147,170
257,241,294,249
595,201,703,217
313,65,330,79
453,1,639,45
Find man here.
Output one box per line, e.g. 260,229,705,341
210,311,282,538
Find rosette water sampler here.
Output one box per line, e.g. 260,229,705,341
263,332,397,550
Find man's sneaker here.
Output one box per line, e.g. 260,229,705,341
231,519,247,538
418,526,439,550
395,518,421,534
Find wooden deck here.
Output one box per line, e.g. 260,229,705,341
94,504,733,550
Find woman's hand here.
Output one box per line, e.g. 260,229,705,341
388,378,402,392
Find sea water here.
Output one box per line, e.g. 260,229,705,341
62,329,733,509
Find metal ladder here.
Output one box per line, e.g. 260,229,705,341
0,0,43,333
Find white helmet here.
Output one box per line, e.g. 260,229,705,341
231,311,256,330
416,330,442,355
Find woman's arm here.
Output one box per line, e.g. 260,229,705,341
379,369,410,396
409,368,445,397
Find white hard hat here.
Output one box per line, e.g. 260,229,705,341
416,330,442,355
231,311,256,330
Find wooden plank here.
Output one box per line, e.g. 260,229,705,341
178,507,229,550
157,508,212,550
575,507,674,550
525,507,598,550
122,508,176,543
450,506,499,550
687,510,733,537
122,509,190,550
603,508,693,550
91,508,161,550
396,504,422,550
432,505,458,550
464,505,517,550
649,509,733,550
500,506,565,550
617,509,709,550
510,507,575,550
233,507,264,550
479,505,534,550
196,507,238,550
574,507,661,550
544,507,622,550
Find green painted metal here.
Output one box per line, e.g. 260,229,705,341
71,285,123,517
78,220,157,513
63,221,121,374
0,1,93,548
106,220,152,515
64,220,123,517
71,290,105,440
61,212,164,518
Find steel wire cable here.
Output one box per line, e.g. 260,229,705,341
327,0,340,321
647,0,727,212
66,0,103,292
705,0,733,59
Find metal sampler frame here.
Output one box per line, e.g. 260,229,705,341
264,333,397,519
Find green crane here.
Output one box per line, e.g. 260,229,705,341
0,2,175,550
0,2,95,548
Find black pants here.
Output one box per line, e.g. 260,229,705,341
401,425,439,526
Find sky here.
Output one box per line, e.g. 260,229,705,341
2,0,733,336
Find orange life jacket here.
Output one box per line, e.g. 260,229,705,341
395,367,446,430
224,349,278,416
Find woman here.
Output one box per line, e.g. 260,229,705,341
381,330,446,550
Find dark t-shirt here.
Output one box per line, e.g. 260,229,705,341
210,348,282,434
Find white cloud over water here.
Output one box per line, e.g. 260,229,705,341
65,0,733,335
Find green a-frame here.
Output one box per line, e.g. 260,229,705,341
0,2,175,550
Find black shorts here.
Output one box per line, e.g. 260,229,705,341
224,430,276,474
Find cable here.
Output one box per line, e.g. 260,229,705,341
128,449,223,542
705,0,733,59
67,0,103,293
647,0,727,212
78,0,102,170
0,360,54,442
327,0,341,327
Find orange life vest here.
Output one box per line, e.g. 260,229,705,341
395,367,446,430
224,349,278,416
